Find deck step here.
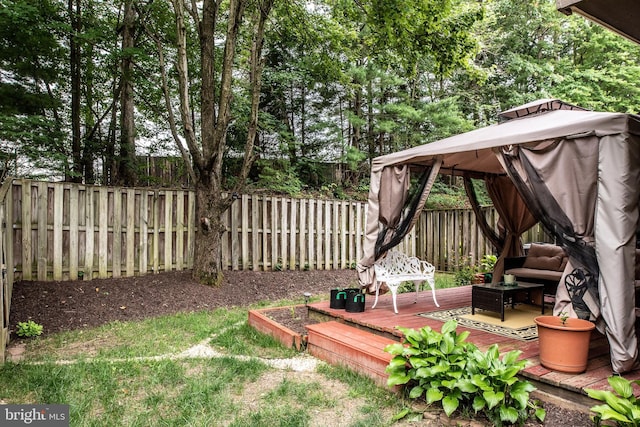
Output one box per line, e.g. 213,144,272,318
306,321,397,387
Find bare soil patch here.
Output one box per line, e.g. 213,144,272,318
9,269,355,338
263,305,321,335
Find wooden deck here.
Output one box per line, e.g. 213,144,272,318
306,285,640,398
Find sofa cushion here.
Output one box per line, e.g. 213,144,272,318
522,243,565,271
505,267,563,283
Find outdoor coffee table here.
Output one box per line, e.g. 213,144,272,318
471,282,545,321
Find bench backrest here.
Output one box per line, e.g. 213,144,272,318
374,250,434,279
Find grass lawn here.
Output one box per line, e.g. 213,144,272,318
0,299,417,427
0,275,465,426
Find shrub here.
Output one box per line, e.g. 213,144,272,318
586,376,640,426
385,320,545,426
16,320,43,338
454,265,476,286
452,254,478,286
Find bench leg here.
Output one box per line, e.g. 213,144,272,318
371,281,401,314
388,282,400,314
427,276,440,307
371,281,381,309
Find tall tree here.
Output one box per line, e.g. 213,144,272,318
149,0,275,284
451,0,640,124
116,0,138,185
0,0,67,177
69,0,83,182
327,0,482,161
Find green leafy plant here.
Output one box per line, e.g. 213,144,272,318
559,311,569,326
385,320,545,426
452,254,478,286
16,320,43,338
454,264,476,286
586,376,640,426
480,254,497,273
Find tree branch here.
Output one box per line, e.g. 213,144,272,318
234,0,274,193
141,10,198,182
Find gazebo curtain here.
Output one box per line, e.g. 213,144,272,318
357,160,442,291
485,175,538,282
499,136,640,374
463,174,537,283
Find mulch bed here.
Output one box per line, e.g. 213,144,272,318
8,269,357,337
263,305,321,335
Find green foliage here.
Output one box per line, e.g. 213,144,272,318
480,254,497,273
16,320,43,338
587,376,640,426
559,311,569,326
453,0,640,126
453,255,477,287
454,267,475,287
425,176,493,210
342,146,367,172
385,320,545,425
255,165,304,197
3,0,639,189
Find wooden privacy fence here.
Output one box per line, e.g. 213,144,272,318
0,180,15,363
9,179,551,281
13,179,195,281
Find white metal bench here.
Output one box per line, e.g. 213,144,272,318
373,250,439,314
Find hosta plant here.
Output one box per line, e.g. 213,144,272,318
16,320,43,338
586,375,640,426
385,319,545,426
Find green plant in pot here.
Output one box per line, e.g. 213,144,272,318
480,254,497,273
534,311,595,373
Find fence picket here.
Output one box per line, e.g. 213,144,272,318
69,186,79,279
289,198,297,269
164,190,173,272
139,189,148,275
280,197,288,270
175,190,185,271
241,195,249,270
36,182,47,280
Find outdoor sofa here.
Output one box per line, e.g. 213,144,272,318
504,243,568,299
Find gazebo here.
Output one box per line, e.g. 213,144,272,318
357,99,640,374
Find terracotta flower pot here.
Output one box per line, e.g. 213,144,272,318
472,273,485,284
534,315,595,373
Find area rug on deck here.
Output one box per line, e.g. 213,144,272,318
417,305,541,341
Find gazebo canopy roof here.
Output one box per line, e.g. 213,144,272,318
372,99,640,177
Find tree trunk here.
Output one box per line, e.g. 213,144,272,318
84,41,96,184
69,0,82,183
192,181,228,284
185,0,246,285
160,0,272,285
118,0,137,186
